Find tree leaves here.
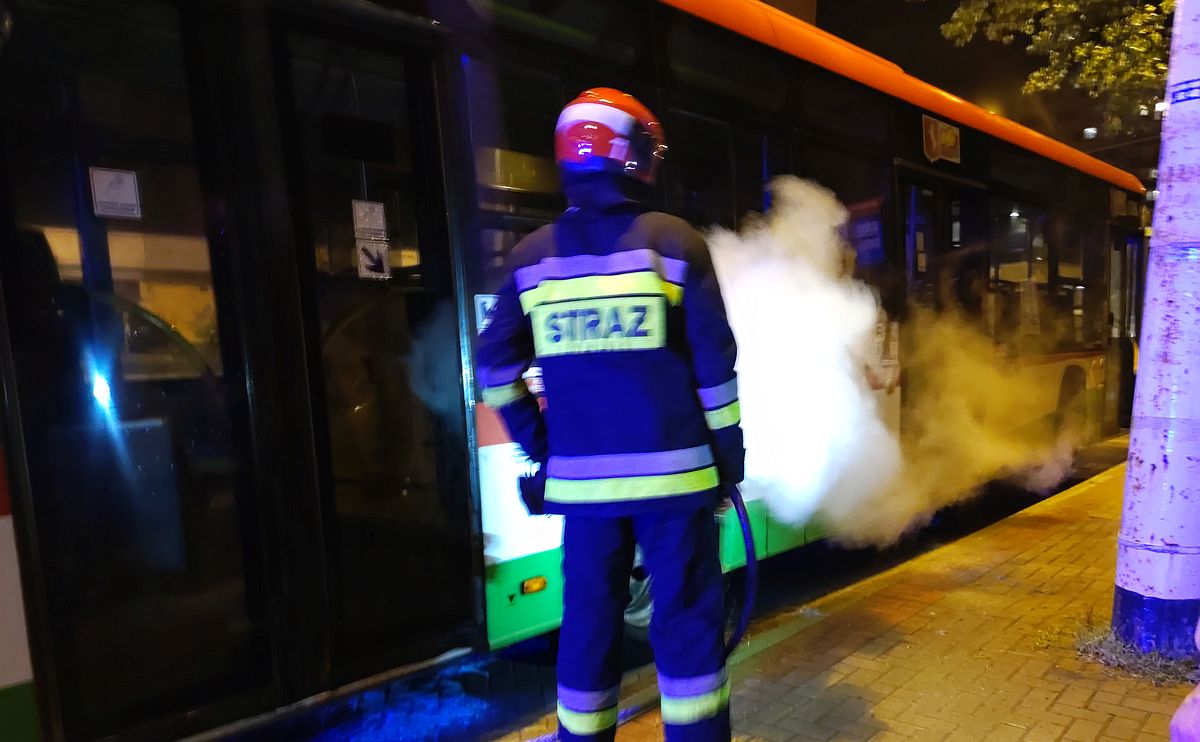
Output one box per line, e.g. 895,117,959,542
910,0,1173,133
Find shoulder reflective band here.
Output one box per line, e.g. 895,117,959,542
515,248,688,291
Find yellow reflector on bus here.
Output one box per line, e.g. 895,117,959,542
521,576,548,595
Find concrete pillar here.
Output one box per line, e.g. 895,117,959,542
1113,0,1200,658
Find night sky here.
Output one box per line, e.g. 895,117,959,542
816,0,1158,180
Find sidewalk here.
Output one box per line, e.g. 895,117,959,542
509,462,1192,741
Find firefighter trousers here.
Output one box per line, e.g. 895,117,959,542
556,506,731,742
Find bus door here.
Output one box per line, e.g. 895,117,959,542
1104,227,1141,430
272,21,477,683
901,176,942,309
898,173,990,430
900,173,990,315
0,2,279,738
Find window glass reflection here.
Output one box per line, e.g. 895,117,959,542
0,2,266,737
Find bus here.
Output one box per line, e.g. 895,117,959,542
0,0,1145,740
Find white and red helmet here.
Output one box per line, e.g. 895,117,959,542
554,88,667,185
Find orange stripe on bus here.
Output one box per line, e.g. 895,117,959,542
475,398,547,449
661,0,1145,195
475,403,512,448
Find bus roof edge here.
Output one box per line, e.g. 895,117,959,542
661,0,1147,195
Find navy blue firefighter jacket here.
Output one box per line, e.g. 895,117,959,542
476,174,745,516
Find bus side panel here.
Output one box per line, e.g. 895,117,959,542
485,549,564,649
1012,355,1104,444
0,451,39,742
477,406,565,648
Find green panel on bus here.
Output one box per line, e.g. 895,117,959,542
486,548,565,649
765,514,808,556
0,682,39,742
718,500,769,571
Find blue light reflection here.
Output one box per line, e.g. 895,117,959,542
91,371,112,410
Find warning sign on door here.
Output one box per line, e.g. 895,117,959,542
475,294,498,334
352,200,390,281
89,167,142,220
357,239,391,281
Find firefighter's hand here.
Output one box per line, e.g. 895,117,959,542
518,468,546,516
715,483,739,515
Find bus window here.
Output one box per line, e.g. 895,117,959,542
663,111,736,229
1111,234,1132,340
991,145,1050,194
1052,226,1106,350
0,2,268,736
1060,229,1088,346
798,69,891,148
991,199,1031,283
904,184,939,309
466,0,640,63
29,193,223,380
1032,221,1050,285
803,145,897,312
464,57,565,220
990,198,1027,342
665,13,787,111
947,188,989,322
990,198,1054,347
478,228,536,295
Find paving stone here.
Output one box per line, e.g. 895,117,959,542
512,455,1194,741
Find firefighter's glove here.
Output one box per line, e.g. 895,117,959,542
518,467,547,516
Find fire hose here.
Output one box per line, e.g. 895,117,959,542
723,483,759,659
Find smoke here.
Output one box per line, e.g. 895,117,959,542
407,301,464,420
708,179,902,527
709,177,1076,547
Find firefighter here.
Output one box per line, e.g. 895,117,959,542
477,88,744,741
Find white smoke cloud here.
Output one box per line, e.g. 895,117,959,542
709,176,1073,546
708,178,902,528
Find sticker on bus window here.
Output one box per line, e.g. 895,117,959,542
351,200,387,241
357,239,391,281
89,167,142,220
475,294,498,334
